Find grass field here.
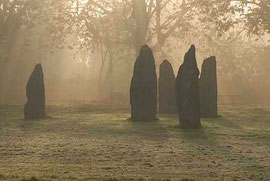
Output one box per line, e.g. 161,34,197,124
0,104,270,181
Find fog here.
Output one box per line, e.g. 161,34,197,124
0,0,270,105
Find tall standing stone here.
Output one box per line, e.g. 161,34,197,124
159,60,176,114
200,56,218,117
24,63,46,119
130,45,157,121
175,45,201,128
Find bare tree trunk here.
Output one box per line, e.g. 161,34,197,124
0,61,5,103
132,0,149,54
98,44,108,99
107,50,113,101
97,45,114,102
155,0,163,64
102,49,114,103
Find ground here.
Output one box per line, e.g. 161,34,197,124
0,104,270,181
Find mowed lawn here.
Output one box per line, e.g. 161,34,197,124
0,104,270,181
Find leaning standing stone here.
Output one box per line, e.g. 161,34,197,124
24,63,46,119
130,45,157,121
175,45,201,128
159,60,176,114
200,56,218,117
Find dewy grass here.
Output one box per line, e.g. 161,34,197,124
0,104,269,180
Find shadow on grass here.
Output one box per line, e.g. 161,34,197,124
21,177,42,181
71,104,129,114
158,114,214,144
204,116,243,130
18,116,52,131
180,127,209,142
128,118,170,141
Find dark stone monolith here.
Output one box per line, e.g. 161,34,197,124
24,63,46,119
130,45,157,121
200,56,218,117
175,45,201,128
159,60,176,114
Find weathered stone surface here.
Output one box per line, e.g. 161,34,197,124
24,63,46,119
200,56,218,117
159,60,176,114
130,45,157,121
175,45,201,128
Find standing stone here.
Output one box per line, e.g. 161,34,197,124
24,63,46,119
175,45,201,128
200,56,218,117
130,45,157,121
159,60,176,114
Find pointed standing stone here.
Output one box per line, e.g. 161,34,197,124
200,56,218,117
175,45,201,128
159,60,176,114
130,45,157,121
24,63,46,119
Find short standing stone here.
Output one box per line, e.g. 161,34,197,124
24,63,46,119
159,60,176,114
175,45,201,128
200,56,218,117
130,45,157,121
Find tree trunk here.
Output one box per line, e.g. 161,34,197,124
0,62,5,103
104,49,114,102
155,0,163,64
132,0,149,54
98,45,108,99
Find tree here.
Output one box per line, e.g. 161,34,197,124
234,0,270,34
0,0,42,102
41,0,251,101
1,0,268,103
0,0,31,62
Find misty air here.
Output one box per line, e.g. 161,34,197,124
0,0,270,180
